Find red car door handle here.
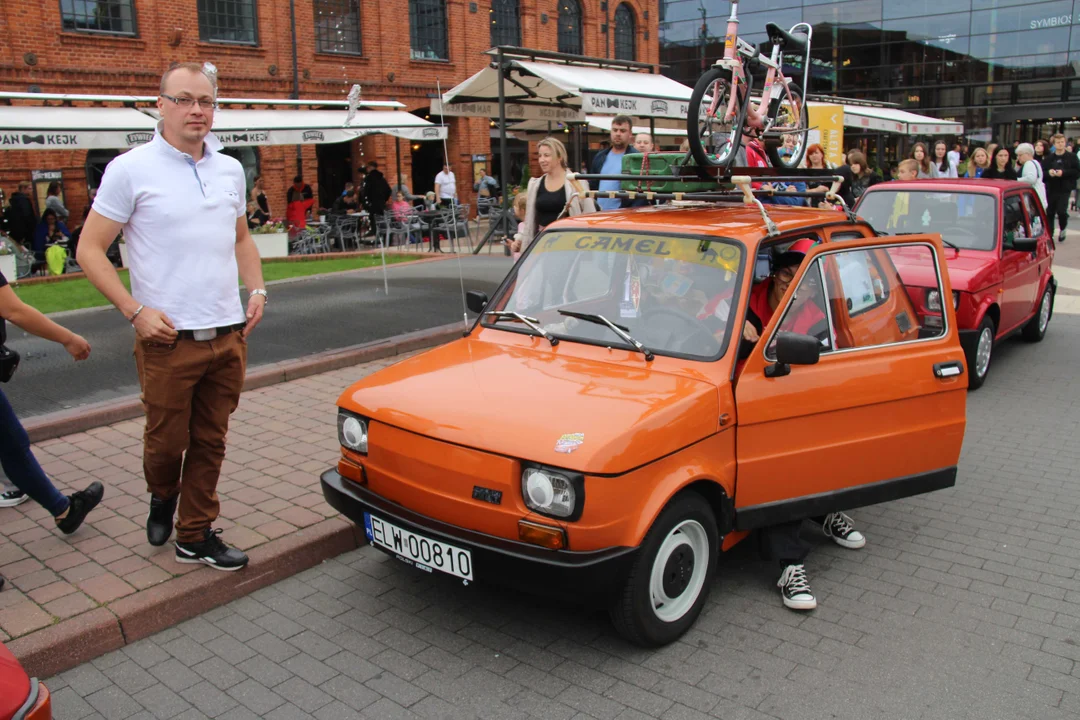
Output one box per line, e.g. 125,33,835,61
934,361,964,378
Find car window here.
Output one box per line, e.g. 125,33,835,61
1003,195,1030,245
857,190,997,250
1021,193,1045,238
491,231,745,361
766,243,946,359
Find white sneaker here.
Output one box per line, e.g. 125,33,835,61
0,489,28,507
778,564,817,610
822,512,866,549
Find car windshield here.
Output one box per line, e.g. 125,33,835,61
485,231,745,360
857,190,997,251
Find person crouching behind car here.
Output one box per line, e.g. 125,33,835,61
737,239,867,610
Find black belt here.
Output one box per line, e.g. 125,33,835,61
176,323,246,341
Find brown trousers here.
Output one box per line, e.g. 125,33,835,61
135,331,247,543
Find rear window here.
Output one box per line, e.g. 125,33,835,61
858,190,997,251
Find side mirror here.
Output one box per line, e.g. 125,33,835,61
765,332,821,378
466,290,489,315
1010,235,1037,252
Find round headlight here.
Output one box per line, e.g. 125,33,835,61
926,289,942,312
525,469,555,508
342,417,367,450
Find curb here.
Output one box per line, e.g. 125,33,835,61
23,321,465,443
10,518,366,679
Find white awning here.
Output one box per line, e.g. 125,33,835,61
507,114,687,138
0,106,157,149
135,108,447,146
204,109,447,145
437,59,695,121
0,91,404,109
831,104,964,135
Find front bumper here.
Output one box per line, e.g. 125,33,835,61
321,469,637,604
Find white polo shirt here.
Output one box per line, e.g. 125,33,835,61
93,123,247,330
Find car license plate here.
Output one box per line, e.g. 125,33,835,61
363,513,473,582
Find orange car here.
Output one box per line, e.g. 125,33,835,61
322,204,968,646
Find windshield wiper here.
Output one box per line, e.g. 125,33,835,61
558,310,654,362
485,311,559,346
889,231,960,250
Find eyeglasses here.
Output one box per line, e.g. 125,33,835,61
775,268,797,282
161,93,218,110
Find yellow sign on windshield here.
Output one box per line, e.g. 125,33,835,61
535,232,741,273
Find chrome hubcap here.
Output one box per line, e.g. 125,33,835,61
975,326,993,378
649,520,709,623
1038,291,1051,333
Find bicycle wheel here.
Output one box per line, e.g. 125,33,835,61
769,82,809,170
687,66,745,178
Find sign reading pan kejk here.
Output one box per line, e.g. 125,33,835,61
0,130,157,149
580,93,691,120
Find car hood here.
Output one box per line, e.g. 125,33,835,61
338,338,720,474
939,250,1001,290
892,246,1000,292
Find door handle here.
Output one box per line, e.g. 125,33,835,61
933,361,964,378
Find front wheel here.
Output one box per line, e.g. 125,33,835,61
767,82,809,170
966,315,995,390
686,66,745,178
610,492,718,647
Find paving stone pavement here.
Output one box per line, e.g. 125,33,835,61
36,299,1080,719
0,353,417,642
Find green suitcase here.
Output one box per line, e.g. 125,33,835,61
618,152,718,193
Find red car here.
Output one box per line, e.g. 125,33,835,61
0,641,51,720
855,179,1055,389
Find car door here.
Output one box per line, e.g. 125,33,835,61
732,235,967,530
1022,189,1054,290
1000,193,1040,333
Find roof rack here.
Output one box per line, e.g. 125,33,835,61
568,168,849,238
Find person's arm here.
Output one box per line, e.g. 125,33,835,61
0,284,90,360
1065,155,1080,184
77,210,175,337
1019,161,1038,187
233,216,266,337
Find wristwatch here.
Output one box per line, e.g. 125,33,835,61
250,289,268,304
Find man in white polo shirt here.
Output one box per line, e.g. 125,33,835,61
434,162,457,208
77,62,266,571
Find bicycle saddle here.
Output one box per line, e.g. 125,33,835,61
765,22,808,55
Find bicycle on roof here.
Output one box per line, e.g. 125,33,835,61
685,0,812,176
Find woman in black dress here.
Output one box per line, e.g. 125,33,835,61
513,137,597,254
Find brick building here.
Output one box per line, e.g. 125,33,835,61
0,0,658,223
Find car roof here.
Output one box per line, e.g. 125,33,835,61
870,179,1028,195
551,203,867,255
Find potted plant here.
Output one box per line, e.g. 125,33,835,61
251,220,289,258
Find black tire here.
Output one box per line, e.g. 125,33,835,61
610,491,718,647
966,315,995,391
766,83,809,170
686,66,745,179
1022,284,1054,342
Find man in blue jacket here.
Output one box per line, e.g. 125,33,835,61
590,115,639,210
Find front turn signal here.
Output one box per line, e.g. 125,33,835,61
518,520,566,550
337,457,365,484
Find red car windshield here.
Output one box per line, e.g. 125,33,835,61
858,190,997,251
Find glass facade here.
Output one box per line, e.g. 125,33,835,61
659,0,1080,141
